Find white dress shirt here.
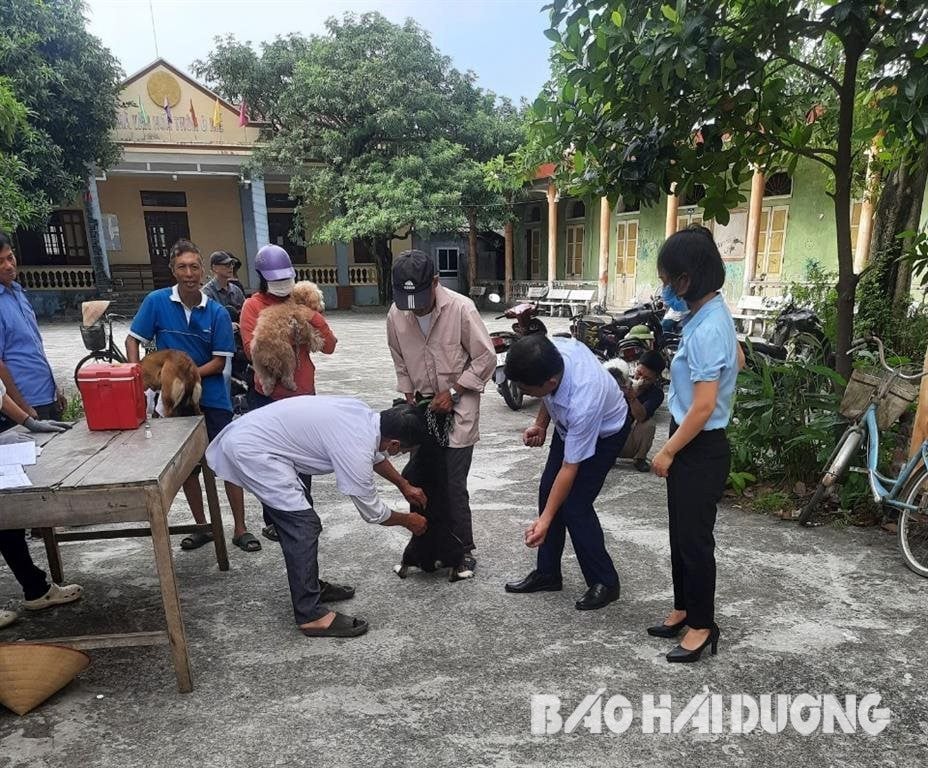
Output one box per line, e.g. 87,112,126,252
544,337,629,464
206,396,391,519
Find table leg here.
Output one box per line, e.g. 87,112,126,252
40,528,64,584
148,491,193,693
201,462,230,572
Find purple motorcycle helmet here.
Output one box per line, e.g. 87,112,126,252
255,244,295,281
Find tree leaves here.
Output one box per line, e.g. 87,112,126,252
198,12,526,245
0,0,121,228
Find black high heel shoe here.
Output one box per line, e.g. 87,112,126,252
646,617,687,638
666,624,720,663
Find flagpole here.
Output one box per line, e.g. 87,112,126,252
149,0,160,57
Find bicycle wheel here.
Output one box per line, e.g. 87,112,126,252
898,465,928,578
798,426,862,526
73,352,101,387
74,351,122,387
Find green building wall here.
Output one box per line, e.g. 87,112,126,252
509,157,906,305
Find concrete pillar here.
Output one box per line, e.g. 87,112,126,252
743,167,766,295
84,175,111,290
504,220,513,302
546,182,557,286
240,177,268,289
665,186,679,239
335,240,350,285
598,196,610,304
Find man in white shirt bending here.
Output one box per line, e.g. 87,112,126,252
206,397,428,638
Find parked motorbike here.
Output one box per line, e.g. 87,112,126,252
561,297,680,379
740,302,831,369
487,294,546,411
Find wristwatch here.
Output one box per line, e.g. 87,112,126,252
449,387,461,403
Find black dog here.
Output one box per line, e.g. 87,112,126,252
392,399,465,581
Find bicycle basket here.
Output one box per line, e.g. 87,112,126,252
839,369,918,430
80,322,107,352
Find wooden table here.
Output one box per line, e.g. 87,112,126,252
0,417,228,693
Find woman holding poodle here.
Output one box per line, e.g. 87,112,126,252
239,244,338,547
648,227,743,664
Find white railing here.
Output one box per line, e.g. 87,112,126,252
18,266,96,291
294,264,378,286
478,279,599,300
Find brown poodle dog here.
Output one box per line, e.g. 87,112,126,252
251,281,326,394
140,350,202,417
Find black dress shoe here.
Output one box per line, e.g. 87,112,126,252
646,617,687,638
575,582,620,611
319,580,355,602
504,570,563,593
666,624,720,663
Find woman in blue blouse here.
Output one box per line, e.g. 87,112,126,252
649,227,743,663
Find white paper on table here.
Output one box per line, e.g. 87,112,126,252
0,465,31,488
0,441,37,466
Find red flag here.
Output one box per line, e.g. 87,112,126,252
238,100,248,127
189,99,199,128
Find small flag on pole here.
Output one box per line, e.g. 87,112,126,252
188,99,198,128
238,100,248,127
163,96,173,125
212,97,222,128
137,95,149,125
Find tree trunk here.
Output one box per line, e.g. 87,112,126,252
375,235,393,306
467,207,478,292
860,141,928,334
832,48,861,380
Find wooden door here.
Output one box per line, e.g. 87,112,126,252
144,211,190,288
612,219,639,308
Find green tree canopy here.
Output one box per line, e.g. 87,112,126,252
535,0,928,376
196,12,524,298
0,0,122,230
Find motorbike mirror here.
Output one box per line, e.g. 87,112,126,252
487,292,502,304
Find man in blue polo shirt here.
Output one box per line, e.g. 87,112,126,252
126,239,261,554
0,231,67,431
503,334,631,611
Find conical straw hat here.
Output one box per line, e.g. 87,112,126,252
0,643,90,716
81,300,111,327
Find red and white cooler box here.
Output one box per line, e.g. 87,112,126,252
76,363,147,431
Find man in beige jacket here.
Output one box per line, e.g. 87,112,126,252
386,250,496,579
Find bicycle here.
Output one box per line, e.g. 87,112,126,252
798,335,928,578
74,303,128,386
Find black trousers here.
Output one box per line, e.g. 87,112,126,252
537,420,630,587
445,445,475,552
247,388,313,527
666,421,730,629
0,402,58,598
0,531,49,600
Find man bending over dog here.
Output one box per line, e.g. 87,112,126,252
206,396,429,638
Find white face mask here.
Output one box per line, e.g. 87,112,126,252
267,278,294,297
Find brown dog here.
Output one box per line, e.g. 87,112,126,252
140,350,202,417
251,281,326,394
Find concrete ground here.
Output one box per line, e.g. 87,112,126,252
1,312,926,767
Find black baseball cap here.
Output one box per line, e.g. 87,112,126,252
392,250,435,310
210,251,235,266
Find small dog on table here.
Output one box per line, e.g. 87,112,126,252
391,396,466,582
139,350,202,417
250,280,326,395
